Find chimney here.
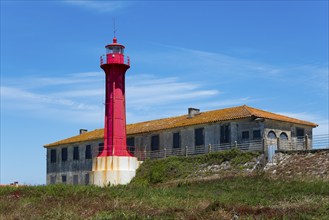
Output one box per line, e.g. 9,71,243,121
188,108,200,118
79,129,88,134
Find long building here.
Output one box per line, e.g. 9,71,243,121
44,105,317,185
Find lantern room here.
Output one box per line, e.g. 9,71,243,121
105,37,125,54
101,37,130,66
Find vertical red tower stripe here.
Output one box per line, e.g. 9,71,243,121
99,38,132,157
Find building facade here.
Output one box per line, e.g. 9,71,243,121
44,105,317,185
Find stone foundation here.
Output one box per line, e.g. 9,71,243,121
92,156,141,186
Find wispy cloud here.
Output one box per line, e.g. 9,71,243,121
1,72,232,125
126,75,219,108
1,72,105,124
2,45,327,130
133,44,327,132
202,97,254,109
278,111,328,135
1,86,75,107
278,112,320,123
134,44,328,93
139,44,282,78
63,0,134,13
3,72,103,89
2,85,104,125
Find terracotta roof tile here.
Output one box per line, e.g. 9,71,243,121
243,106,317,127
44,105,317,147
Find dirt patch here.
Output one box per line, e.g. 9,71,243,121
203,201,319,219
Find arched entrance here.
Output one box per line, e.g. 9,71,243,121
267,131,277,163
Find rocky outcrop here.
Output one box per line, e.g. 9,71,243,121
264,150,329,181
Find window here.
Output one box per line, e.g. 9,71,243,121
296,128,304,139
195,128,204,146
98,143,104,155
127,137,135,154
50,176,56,184
151,135,159,151
61,148,67,161
73,175,78,185
85,174,90,185
85,145,92,159
253,130,261,140
280,132,288,140
173,132,180,148
127,137,135,147
50,149,56,163
62,175,67,184
220,125,230,143
107,46,124,54
267,131,277,139
73,146,79,160
242,131,250,140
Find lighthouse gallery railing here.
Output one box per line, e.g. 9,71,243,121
100,55,130,66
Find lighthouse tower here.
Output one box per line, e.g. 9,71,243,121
92,36,141,186
100,37,131,157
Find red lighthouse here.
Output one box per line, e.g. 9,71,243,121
99,37,131,157
93,36,140,186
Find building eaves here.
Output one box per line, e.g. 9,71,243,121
44,105,318,148
244,105,318,127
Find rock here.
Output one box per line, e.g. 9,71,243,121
264,150,329,181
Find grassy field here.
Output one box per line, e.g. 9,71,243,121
1,150,329,219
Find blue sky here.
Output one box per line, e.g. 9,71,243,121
1,1,328,185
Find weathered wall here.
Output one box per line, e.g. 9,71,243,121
46,118,315,185
47,170,92,185
129,118,265,153
264,120,313,150
46,139,102,184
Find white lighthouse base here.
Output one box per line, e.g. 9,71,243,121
92,156,141,187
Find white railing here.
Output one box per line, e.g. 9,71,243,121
276,134,329,151
128,139,264,161
312,134,329,149
94,134,328,161
100,54,130,66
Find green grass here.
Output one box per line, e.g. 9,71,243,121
131,149,260,185
1,177,328,219
1,150,328,219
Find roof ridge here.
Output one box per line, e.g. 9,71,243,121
243,106,318,127
127,105,247,126
44,105,317,148
127,114,186,126
240,105,254,115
